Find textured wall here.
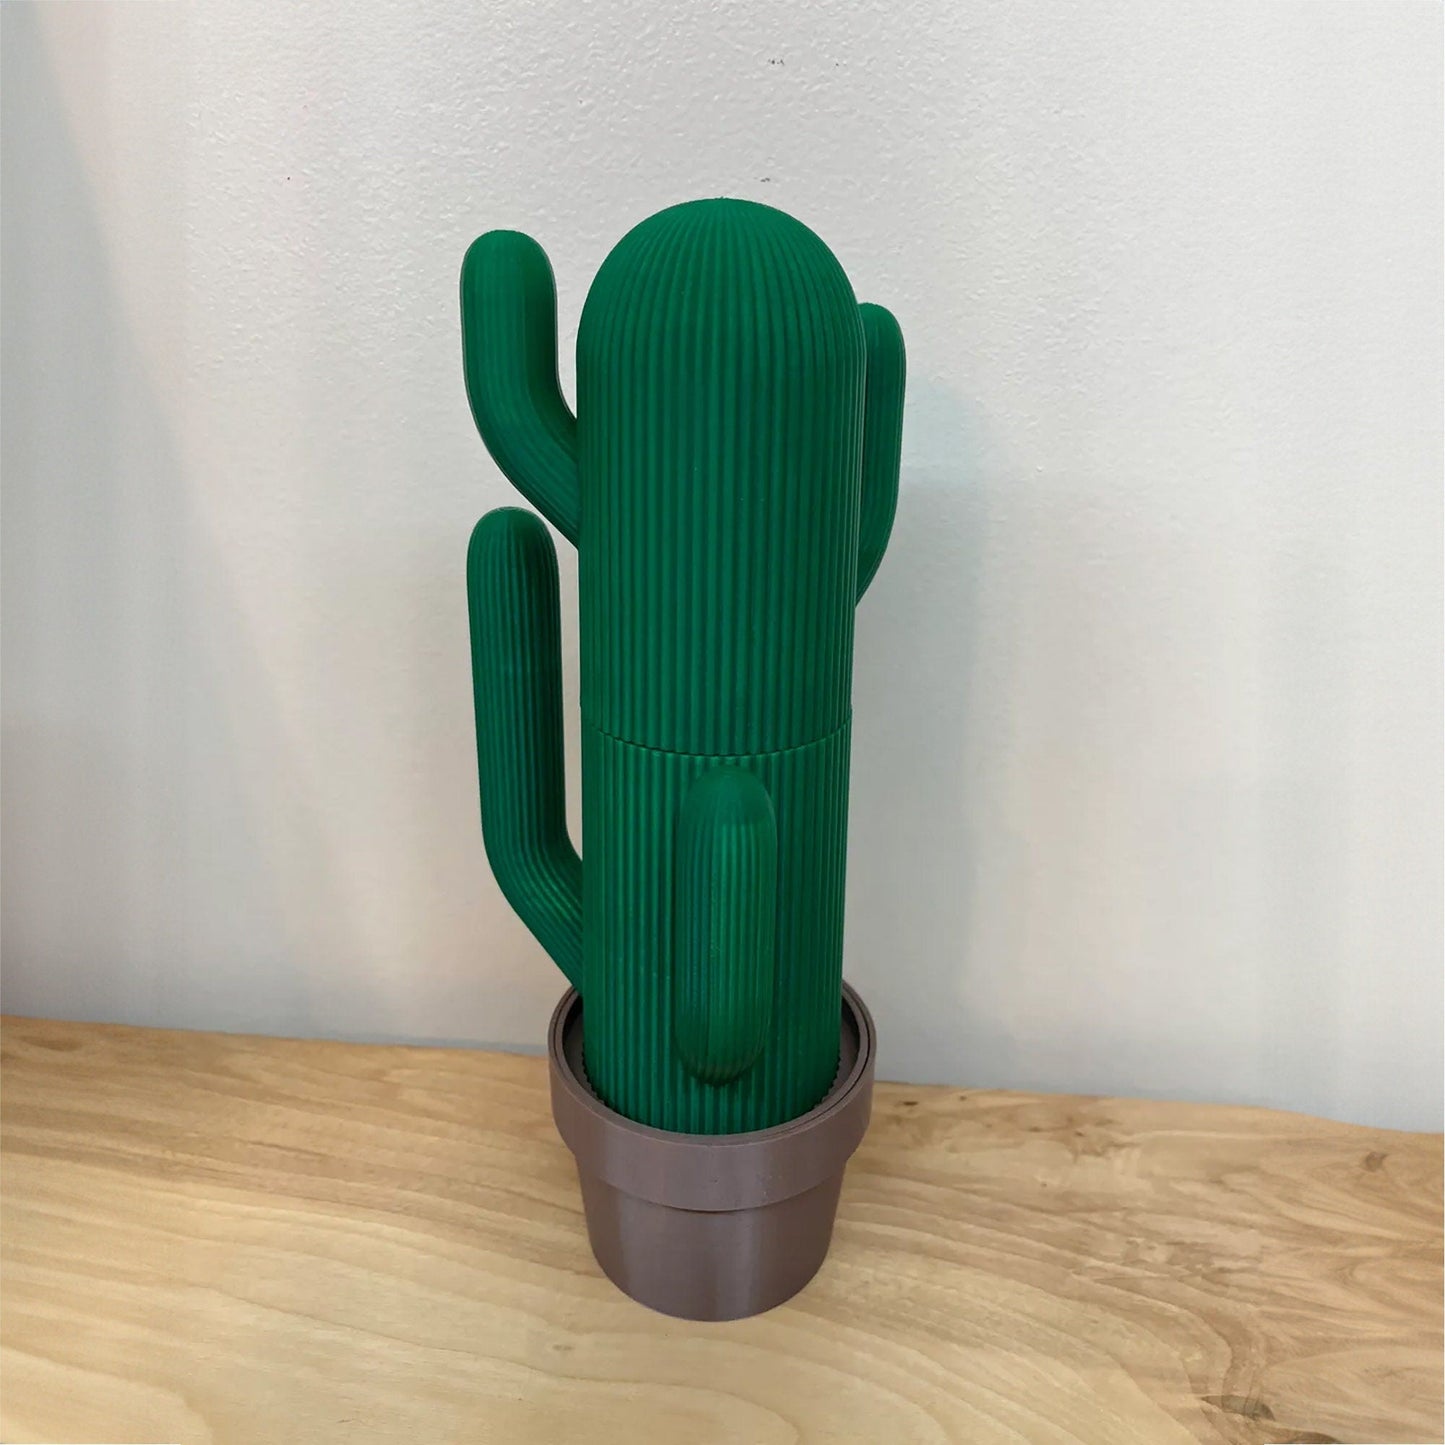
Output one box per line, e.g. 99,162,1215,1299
2,1,1440,1128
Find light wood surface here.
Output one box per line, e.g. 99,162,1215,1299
1,1015,1439,1445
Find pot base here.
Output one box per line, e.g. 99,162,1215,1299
547,983,876,1321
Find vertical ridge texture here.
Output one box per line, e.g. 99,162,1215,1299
856,302,906,599
673,768,778,1088
582,725,850,1133
461,232,581,543
467,509,584,987
464,197,904,1133
578,199,865,755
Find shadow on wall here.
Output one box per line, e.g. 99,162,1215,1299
846,379,1357,1116
845,378,1027,1087
0,6,371,1034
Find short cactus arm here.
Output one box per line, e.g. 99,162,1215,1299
673,768,777,1087
467,507,583,988
856,302,906,600
461,232,581,545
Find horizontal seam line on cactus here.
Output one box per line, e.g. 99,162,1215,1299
586,717,853,763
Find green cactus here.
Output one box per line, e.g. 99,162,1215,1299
464,198,904,1133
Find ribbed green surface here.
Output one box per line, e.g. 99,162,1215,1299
578,200,864,756
466,510,583,987
462,233,581,544
582,724,849,1134
856,303,907,599
673,768,777,1088
461,198,905,1134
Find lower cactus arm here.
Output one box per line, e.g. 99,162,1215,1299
856,302,906,599
467,508,583,988
673,768,777,1087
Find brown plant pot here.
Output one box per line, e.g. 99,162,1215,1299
547,982,876,1321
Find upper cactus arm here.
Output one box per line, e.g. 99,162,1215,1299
856,302,905,600
462,232,581,545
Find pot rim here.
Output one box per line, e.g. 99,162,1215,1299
548,982,876,1213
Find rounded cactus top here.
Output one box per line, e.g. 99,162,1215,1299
579,197,861,367
575,199,870,756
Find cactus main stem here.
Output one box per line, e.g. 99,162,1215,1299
581,724,848,1133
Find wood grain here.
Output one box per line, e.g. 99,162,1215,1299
1,1015,1439,1445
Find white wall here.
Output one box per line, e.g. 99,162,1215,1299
3,1,1440,1130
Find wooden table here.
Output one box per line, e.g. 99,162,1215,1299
1,1017,1439,1445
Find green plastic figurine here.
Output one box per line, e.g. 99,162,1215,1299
464,198,904,1134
